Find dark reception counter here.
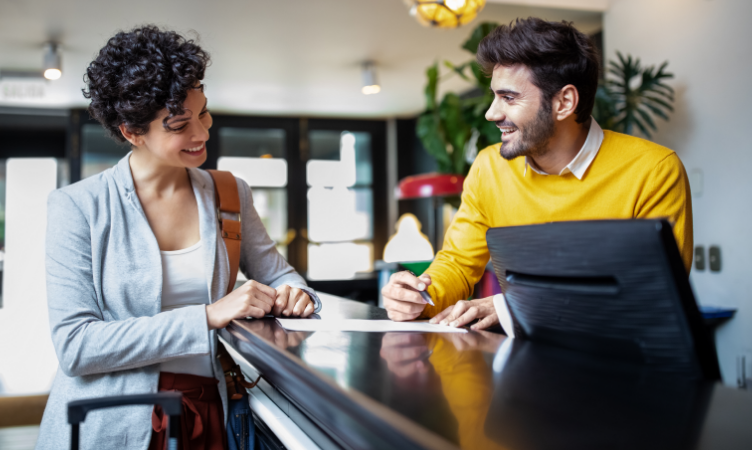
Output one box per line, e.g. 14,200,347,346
219,293,752,450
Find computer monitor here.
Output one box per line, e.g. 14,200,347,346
486,219,720,380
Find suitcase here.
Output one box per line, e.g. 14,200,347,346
67,392,182,450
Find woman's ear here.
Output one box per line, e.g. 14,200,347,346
552,84,580,122
118,124,142,147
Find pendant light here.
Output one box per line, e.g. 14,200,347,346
404,0,486,28
361,61,380,95
43,43,62,80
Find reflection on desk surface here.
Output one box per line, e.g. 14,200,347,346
223,293,752,450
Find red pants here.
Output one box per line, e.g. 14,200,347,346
149,372,228,450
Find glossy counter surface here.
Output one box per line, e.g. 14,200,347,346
220,293,752,450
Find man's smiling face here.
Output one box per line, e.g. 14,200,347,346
485,64,556,161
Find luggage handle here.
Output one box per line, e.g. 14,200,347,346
68,392,182,450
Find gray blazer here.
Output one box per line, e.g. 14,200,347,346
37,154,320,450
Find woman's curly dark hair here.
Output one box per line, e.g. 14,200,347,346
83,25,210,142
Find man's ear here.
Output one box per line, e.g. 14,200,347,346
552,84,579,122
118,124,142,147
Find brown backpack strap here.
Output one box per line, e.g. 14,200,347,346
207,169,260,399
207,170,243,295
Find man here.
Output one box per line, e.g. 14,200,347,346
382,18,692,330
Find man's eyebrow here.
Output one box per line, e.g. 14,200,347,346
491,88,520,96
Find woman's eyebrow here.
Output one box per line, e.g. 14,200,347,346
166,100,207,125
167,113,192,125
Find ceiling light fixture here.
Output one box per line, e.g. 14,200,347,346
361,61,380,95
404,0,486,28
43,43,62,80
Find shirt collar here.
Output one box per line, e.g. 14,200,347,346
523,117,604,180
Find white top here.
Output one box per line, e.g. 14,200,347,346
524,117,605,180
159,240,215,378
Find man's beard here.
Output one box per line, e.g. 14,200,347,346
498,100,555,161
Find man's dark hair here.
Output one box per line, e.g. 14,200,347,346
477,18,600,124
83,25,210,142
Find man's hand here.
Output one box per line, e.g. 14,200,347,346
273,285,315,318
447,329,506,353
379,333,431,378
429,297,498,331
381,271,432,321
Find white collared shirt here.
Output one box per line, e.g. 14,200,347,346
524,117,604,180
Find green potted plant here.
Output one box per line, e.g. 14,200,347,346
415,22,501,178
594,51,675,138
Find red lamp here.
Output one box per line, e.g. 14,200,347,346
397,173,464,199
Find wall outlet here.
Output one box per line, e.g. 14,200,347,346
694,246,705,271
709,246,722,272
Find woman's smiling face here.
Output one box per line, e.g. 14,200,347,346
132,87,213,169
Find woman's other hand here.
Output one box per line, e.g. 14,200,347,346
273,285,315,318
206,280,276,330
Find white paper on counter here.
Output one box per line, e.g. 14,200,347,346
276,318,468,334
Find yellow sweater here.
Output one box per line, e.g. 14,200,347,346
423,130,693,317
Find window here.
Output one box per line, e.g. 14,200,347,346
306,131,374,280
217,128,290,259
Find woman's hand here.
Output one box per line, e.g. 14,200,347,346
206,280,276,330
272,285,315,318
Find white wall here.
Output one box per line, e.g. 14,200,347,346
604,0,752,385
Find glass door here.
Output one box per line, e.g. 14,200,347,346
217,127,290,258
204,116,303,270
203,116,387,291
304,119,387,281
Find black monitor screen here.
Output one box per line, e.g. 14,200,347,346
486,219,719,380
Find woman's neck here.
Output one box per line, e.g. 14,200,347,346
129,147,190,196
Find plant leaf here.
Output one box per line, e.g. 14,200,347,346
417,113,452,172
643,95,674,112
439,93,471,173
469,61,491,89
633,114,652,138
641,101,670,121
444,60,472,82
425,62,439,111
635,106,657,131
461,22,499,54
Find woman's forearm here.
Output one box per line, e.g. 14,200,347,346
52,305,210,377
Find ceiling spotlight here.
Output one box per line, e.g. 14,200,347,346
361,61,380,95
405,0,486,28
43,43,62,80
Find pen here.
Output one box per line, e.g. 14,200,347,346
419,289,435,306
406,269,436,306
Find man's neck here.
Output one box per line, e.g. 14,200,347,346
529,118,590,175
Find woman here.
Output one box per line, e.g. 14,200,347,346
36,25,319,450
